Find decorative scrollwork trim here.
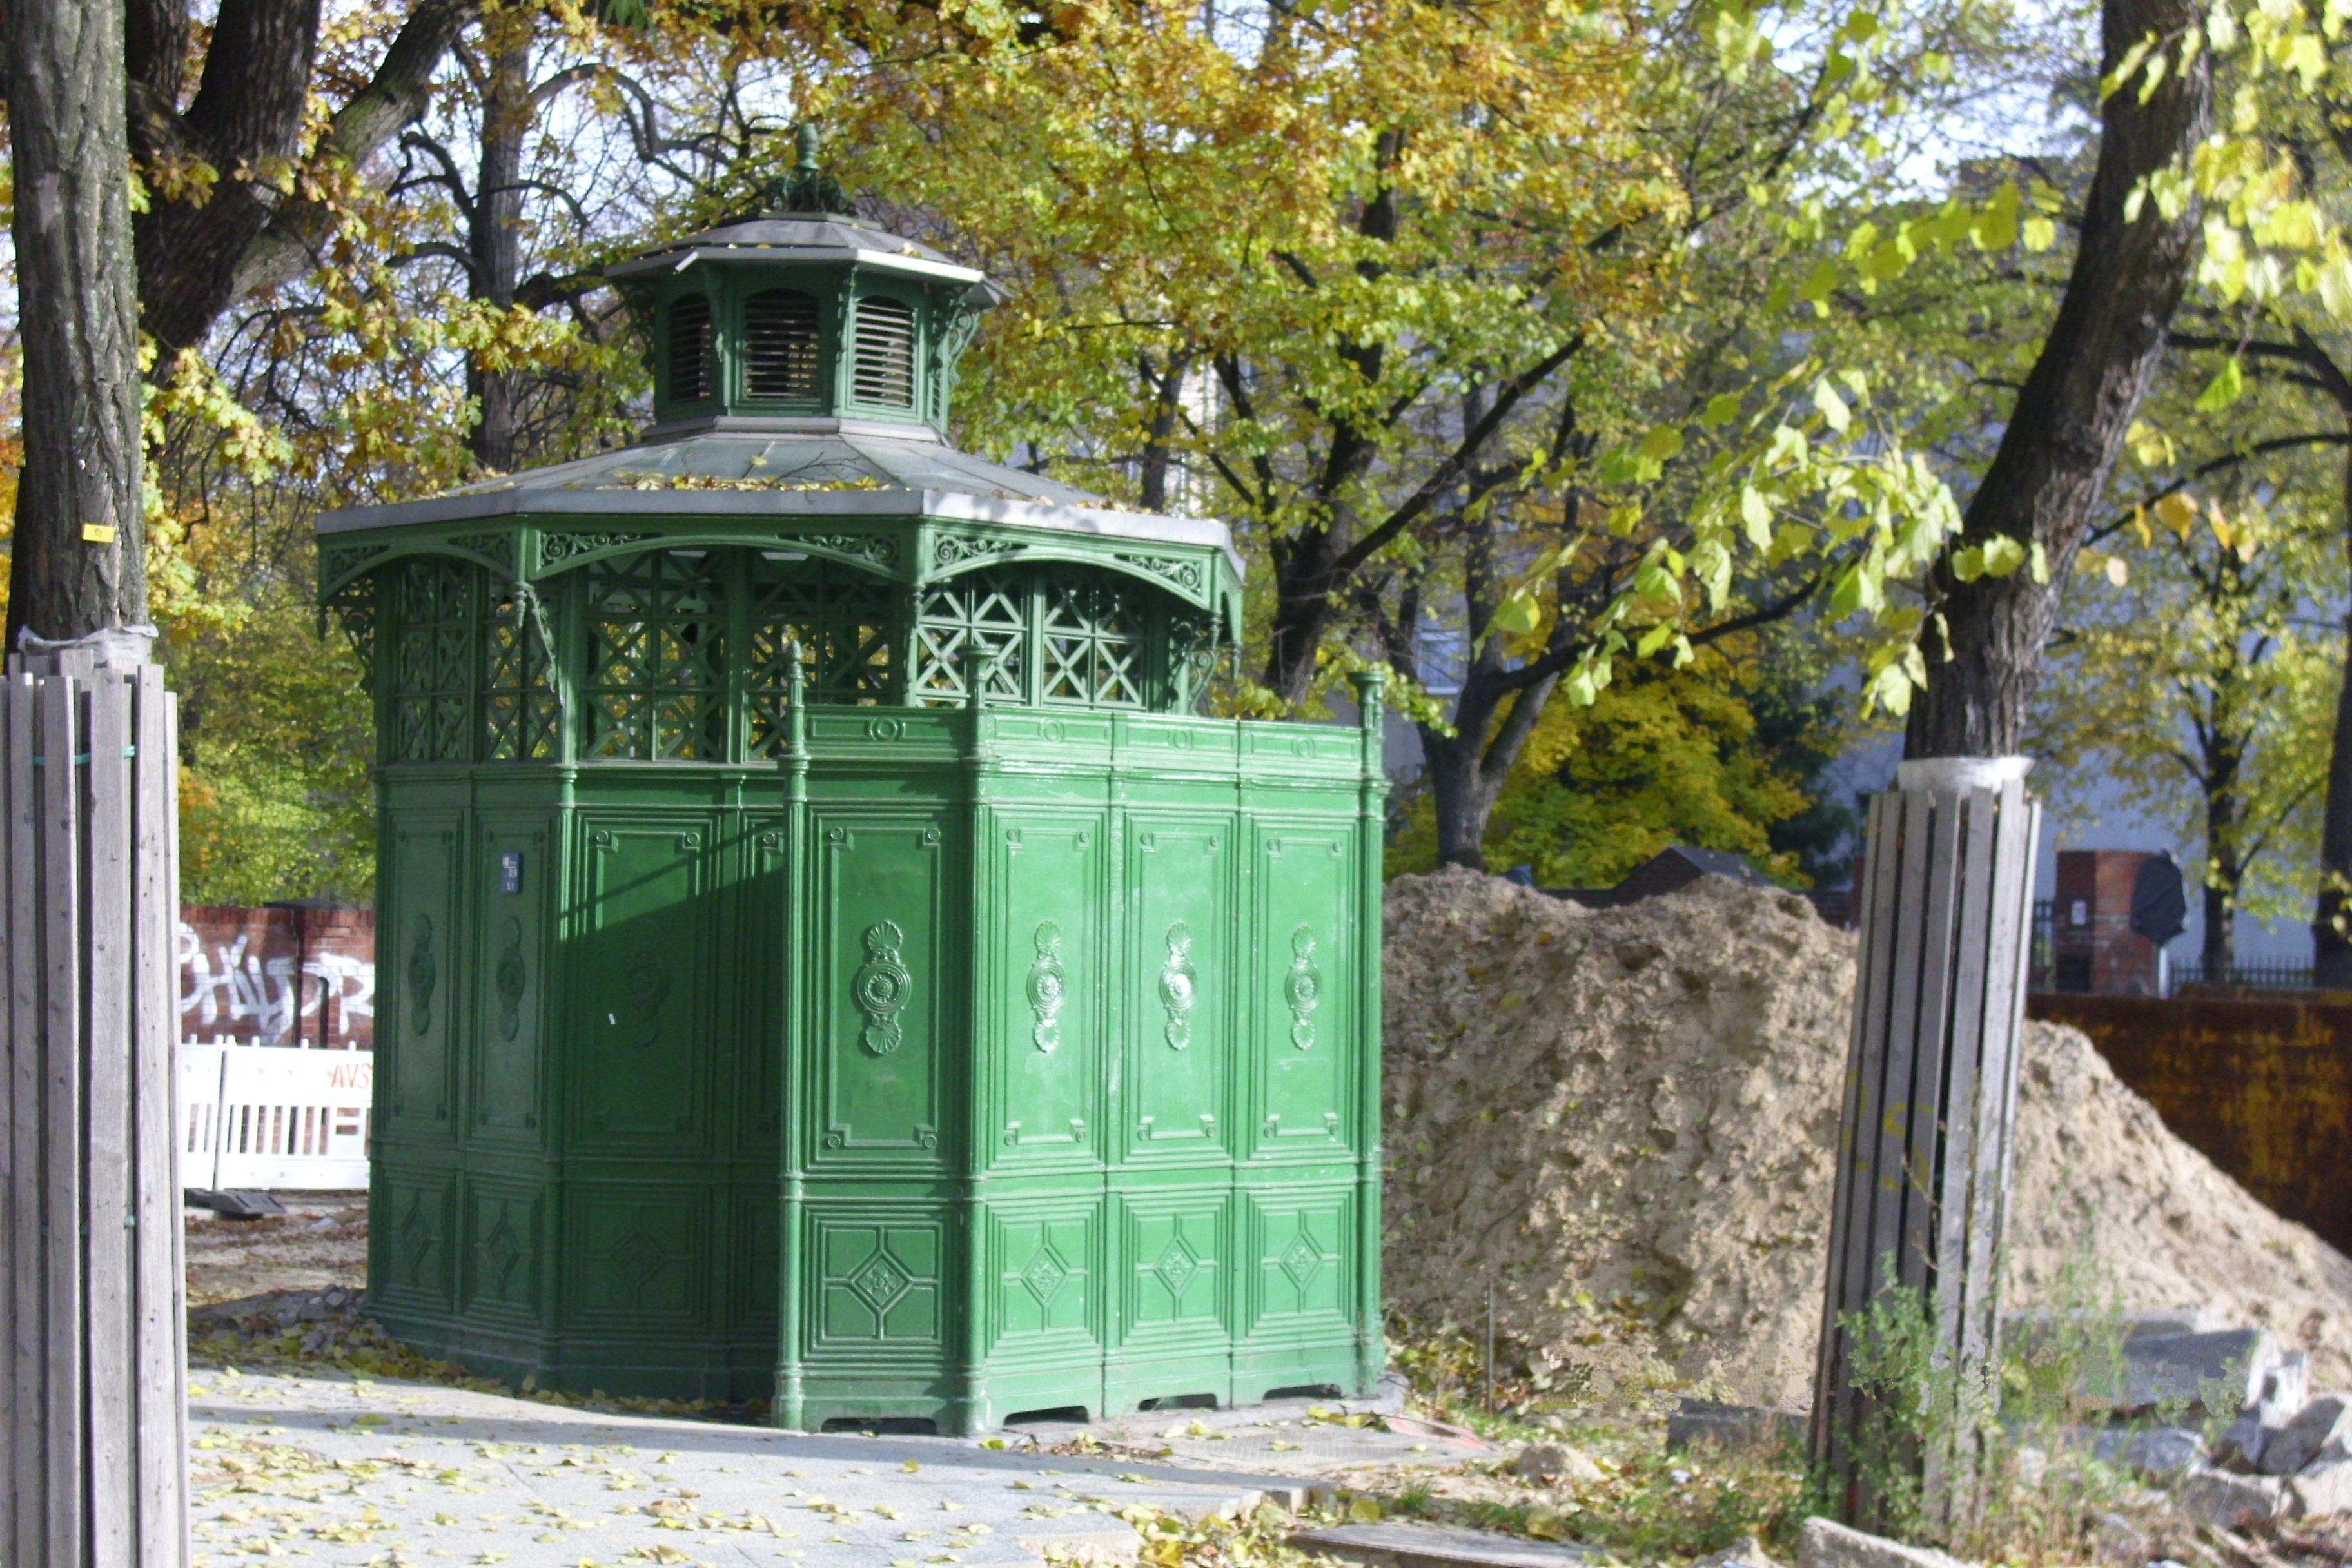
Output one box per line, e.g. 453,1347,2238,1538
934,534,1021,571
800,533,897,569
538,529,656,569
1112,551,1207,594
320,542,393,591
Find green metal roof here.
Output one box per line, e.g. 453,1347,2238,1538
315,427,1238,569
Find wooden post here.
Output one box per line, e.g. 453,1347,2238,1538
0,639,188,1568
1811,758,2041,1534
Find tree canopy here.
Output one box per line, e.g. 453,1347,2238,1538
8,0,2352,905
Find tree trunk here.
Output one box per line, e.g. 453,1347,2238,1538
2203,791,2240,981
6,0,149,645
1265,521,1351,705
129,0,324,357
467,28,531,471
2314,435,2352,986
1136,354,1188,512
1903,0,2211,758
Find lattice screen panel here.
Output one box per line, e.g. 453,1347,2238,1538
746,554,899,752
914,571,1027,707
1040,574,1143,708
583,553,728,760
485,590,561,761
389,557,478,762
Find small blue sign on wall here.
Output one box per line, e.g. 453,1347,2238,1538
498,850,523,894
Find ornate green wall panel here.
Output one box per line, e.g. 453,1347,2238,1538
987,811,1106,1164
331,192,1373,1426
812,814,954,1161
340,527,1378,1427
472,820,548,1137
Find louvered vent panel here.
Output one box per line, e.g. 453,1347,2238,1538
743,289,821,399
852,297,917,408
668,295,714,403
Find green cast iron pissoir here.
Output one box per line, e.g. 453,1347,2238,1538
316,144,1388,1433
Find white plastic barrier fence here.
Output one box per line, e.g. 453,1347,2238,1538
180,1045,374,1190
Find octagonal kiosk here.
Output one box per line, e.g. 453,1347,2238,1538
315,183,1388,1433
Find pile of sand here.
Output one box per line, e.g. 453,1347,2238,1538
1380,866,2352,1409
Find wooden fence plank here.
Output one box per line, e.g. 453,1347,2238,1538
84,677,135,1568
1966,786,2039,1369
0,672,19,1563
1901,793,1966,1295
132,667,186,1561
7,671,43,1568
163,690,191,1508
39,675,86,1568
1815,794,1912,1494
1863,791,1936,1306
1933,794,1997,1327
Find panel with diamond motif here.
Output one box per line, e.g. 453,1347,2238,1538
583,552,727,760
484,590,560,761
913,571,1026,706
1040,573,1143,709
747,554,897,752
389,557,479,762
990,1210,1093,1346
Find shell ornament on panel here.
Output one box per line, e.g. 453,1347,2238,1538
1026,921,1068,1052
855,919,912,1055
1285,924,1322,1050
1159,921,1198,1050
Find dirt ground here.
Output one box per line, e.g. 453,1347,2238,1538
1380,866,2352,1407
183,1193,368,1306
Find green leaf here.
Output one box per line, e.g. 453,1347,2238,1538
1977,536,2027,578
1700,392,1742,428
2193,357,2245,412
1815,380,1852,433
2320,259,2352,318
1739,485,1772,545
1970,184,2019,251
1488,591,1542,638
1637,425,1686,464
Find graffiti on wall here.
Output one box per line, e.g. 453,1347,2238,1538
179,905,375,1048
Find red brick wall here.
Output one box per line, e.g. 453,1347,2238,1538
2052,848,2163,995
179,903,374,1048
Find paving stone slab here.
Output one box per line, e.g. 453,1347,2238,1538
188,1369,1326,1567
1289,1521,1605,1567
1004,1378,1486,1476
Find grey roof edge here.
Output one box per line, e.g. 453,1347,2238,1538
636,414,945,443
605,244,986,287
316,487,1240,571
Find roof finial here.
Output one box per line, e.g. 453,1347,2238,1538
763,121,852,217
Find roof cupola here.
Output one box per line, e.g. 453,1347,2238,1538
607,125,997,438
